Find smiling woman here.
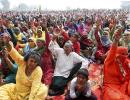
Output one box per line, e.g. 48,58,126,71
0,33,48,100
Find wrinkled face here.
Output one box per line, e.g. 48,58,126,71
63,46,72,55
36,40,45,48
77,74,87,85
26,57,37,69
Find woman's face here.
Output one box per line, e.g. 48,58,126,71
36,40,45,48
27,57,37,69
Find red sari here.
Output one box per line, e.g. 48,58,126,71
103,45,130,100
41,32,54,85
41,50,54,86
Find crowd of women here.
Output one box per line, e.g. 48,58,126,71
0,9,130,100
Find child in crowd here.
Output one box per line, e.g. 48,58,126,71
65,68,97,100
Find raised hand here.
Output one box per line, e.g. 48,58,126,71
112,27,123,46
52,34,58,41
113,27,122,41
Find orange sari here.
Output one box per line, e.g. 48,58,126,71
103,45,130,100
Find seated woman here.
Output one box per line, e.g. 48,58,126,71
0,33,48,100
103,28,130,100
65,68,97,100
0,46,18,84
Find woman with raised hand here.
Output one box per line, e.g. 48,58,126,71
103,27,130,100
0,32,48,100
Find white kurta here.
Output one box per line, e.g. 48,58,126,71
48,40,89,78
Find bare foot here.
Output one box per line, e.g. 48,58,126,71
46,96,53,100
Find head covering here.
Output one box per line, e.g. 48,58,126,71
37,26,42,30
64,40,73,48
37,29,42,33
77,68,89,78
1,32,11,38
103,27,110,32
116,47,128,55
36,38,45,43
115,25,122,29
103,31,109,35
28,37,35,43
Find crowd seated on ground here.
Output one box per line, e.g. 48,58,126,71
0,9,130,100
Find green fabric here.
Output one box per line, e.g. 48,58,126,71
34,46,46,55
110,27,115,40
99,29,104,36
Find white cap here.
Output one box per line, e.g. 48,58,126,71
64,40,73,48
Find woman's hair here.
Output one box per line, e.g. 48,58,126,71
24,51,41,66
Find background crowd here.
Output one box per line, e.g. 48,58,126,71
0,9,130,100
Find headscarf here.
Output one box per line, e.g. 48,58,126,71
34,38,46,55
64,40,73,48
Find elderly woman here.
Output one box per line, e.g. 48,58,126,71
33,38,54,87
0,33,48,100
